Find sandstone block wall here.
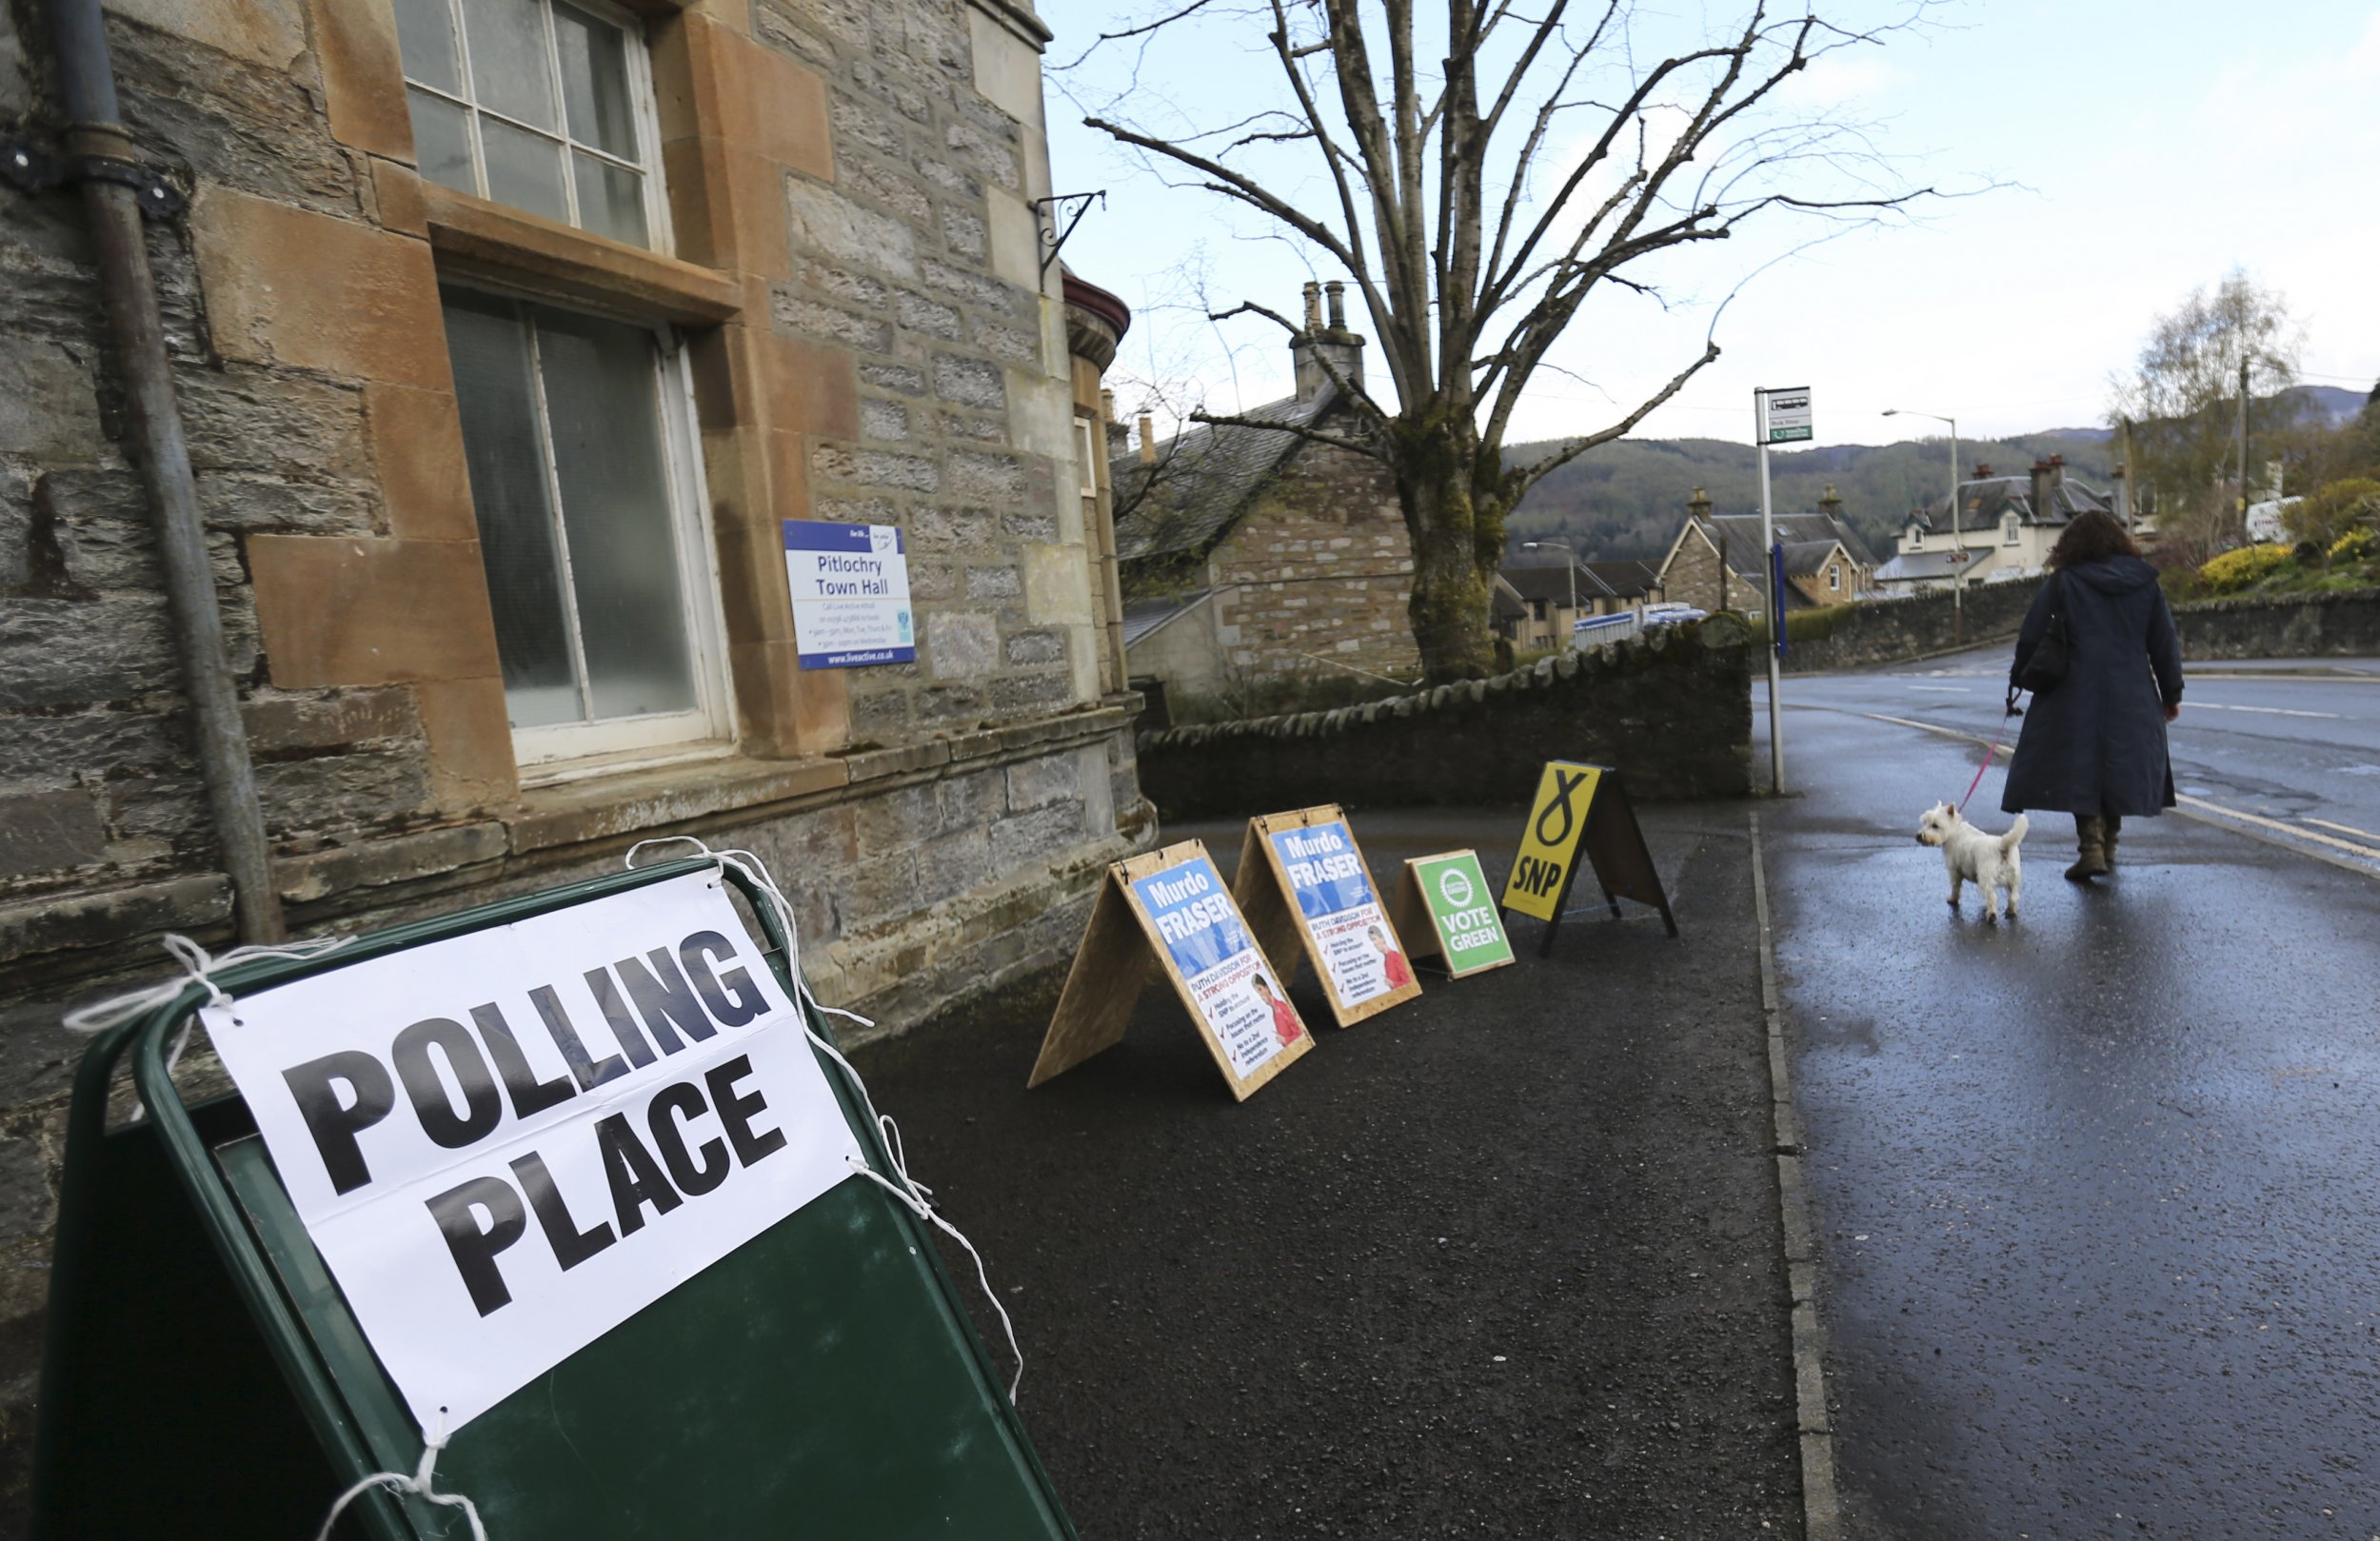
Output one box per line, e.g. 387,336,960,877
1207,438,1420,684
1136,617,1753,819
2174,587,2380,661
1776,579,2047,674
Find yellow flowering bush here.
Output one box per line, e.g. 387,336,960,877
2196,543,2293,595
2331,527,2378,565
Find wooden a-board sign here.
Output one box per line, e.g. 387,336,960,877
1384,850,1517,978
1497,761,1677,954
1229,805,1422,1028
1029,841,1314,1100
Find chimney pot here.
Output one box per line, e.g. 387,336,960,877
1324,280,1347,330
1100,386,1116,423
1137,413,1156,465
1973,463,1993,480
1301,282,1322,332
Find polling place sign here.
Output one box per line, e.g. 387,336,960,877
783,521,915,667
201,871,864,1434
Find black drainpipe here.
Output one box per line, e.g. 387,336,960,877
17,0,286,941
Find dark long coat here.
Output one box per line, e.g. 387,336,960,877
2001,555,2185,818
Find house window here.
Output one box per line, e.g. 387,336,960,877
1530,598,1547,621
442,286,727,766
394,0,664,249
1075,416,1100,499
2005,516,2021,545
1828,563,1841,590
1907,524,1923,550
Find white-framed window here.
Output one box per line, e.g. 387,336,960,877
2005,515,2021,544
1075,416,1100,499
1828,563,1841,589
1907,523,1924,550
393,0,668,251
441,286,730,771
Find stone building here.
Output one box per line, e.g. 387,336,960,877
1113,281,1416,700
1656,486,1877,615
0,0,1144,1492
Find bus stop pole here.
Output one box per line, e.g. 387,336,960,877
1755,392,1785,795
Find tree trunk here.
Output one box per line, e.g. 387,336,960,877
1392,408,1513,682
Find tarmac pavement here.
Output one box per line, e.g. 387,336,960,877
1758,684,2380,1540
852,804,1802,1539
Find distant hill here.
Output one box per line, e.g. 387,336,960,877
1505,431,2119,563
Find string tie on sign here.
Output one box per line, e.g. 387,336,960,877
313,1410,487,1541
624,835,1025,1402
60,931,354,1118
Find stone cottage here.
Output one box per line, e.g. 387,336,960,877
1113,281,1415,700
1656,486,1876,615
0,0,1143,1495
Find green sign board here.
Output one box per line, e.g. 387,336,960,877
1391,850,1517,978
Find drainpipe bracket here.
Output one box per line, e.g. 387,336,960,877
2,132,187,220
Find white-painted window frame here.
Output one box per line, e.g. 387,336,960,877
400,0,674,255
1074,416,1100,499
2004,515,2021,544
447,281,734,777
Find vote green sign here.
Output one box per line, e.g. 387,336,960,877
1389,850,1516,978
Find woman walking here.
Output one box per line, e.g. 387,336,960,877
2002,510,2185,880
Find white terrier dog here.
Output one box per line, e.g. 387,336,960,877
1914,802,2029,922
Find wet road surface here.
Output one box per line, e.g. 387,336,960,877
852,806,1802,1539
1779,646,2380,877
1759,689,2380,1540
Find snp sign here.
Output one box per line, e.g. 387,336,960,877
1758,385,1812,445
203,871,864,1433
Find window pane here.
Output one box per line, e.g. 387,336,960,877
407,89,476,194
572,153,647,246
553,5,639,161
393,0,462,93
442,290,584,727
463,0,557,129
482,118,568,224
532,309,697,721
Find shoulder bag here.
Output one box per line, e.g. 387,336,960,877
2013,572,2070,694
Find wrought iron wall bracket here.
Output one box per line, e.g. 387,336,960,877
1030,189,1105,279
2,133,187,219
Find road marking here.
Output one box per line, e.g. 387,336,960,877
2176,797,2380,863
1835,708,2380,879
1906,685,1972,694
2184,702,2340,720
2305,817,2380,842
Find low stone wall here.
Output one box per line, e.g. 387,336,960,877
1136,617,1753,818
1779,580,2045,674
2174,587,2380,660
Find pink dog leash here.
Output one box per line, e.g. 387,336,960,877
1959,698,2019,813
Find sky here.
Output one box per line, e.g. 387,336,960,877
1040,0,2380,450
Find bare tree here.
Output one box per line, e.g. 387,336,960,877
2110,268,2302,549
1069,0,1942,680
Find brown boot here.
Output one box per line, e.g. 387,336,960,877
2065,815,2109,881
2102,814,2122,872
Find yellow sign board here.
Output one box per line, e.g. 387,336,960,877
1499,762,1602,922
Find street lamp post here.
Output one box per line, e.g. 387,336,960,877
1884,408,1961,642
1521,540,1577,648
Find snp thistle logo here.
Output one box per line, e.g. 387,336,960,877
1438,868,1475,908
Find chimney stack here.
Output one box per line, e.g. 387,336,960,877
2030,456,2064,516
1138,413,1156,465
1291,280,1366,402
1973,463,1993,481
1688,486,1713,521
1100,386,1115,423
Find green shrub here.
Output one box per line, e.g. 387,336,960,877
2196,543,2294,595
2285,478,2380,549
2330,526,2379,566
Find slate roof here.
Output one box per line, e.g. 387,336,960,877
1694,513,1874,575
1499,559,1617,604
1779,540,1846,578
1121,590,1207,645
1874,549,1990,583
1490,574,1528,624
1580,559,1663,599
1908,475,2112,536
1113,389,1339,563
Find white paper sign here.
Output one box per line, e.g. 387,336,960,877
783,521,916,667
203,872,865,1434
